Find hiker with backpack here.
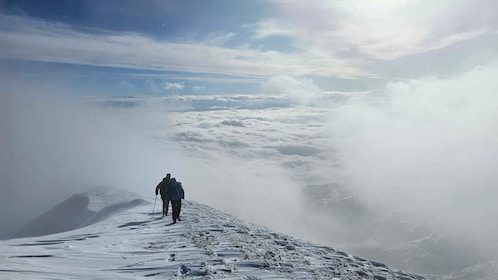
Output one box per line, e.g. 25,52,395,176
155,173,172,216
168,179,185,224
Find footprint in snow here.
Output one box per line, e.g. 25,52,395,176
168,253,175,262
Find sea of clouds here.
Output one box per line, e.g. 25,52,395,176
1,65,497,275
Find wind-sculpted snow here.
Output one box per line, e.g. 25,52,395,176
12,186,146,238
1,198,425,279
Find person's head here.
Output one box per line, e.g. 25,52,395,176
166,173,171,179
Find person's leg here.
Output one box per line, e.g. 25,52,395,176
177,199,182,221
172,200,180,222
161,197,167,216
164,197,170,216
171,200,176,222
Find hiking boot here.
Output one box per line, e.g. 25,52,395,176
177,217,181,221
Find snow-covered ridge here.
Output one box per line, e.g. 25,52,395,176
1,194,425,279
12,186,146,239
84,186,144,212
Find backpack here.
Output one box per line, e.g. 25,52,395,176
160,177,174,196
169,179,184,200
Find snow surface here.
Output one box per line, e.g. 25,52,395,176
0,189,426,280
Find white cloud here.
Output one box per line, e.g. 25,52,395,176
162,99,334,234
338,20,491,60
201,31,236,46
267,0,497,60
0,14,366,80
1,2,496,89
164,82,184,91
160,67,498,271
261,76,322,106
332,65,498,252
252,19,295,39
118,81,135,92
4,75,495,271
193,85,205,91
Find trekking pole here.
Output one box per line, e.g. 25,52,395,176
152,195,157,216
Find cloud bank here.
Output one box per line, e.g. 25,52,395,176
332,65,498,254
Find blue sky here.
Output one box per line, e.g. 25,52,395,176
1,0,497,96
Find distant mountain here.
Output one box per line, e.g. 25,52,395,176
13,186,146,238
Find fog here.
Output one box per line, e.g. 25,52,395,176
334,66,498,249
0,87,181,238
1,66,497,275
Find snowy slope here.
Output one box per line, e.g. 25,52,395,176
0,192,425,280
12,186,146,239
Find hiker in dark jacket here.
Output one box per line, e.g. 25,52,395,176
168,179,184,223
155,173,172,216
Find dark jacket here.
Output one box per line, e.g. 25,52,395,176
155,178,171,198
168,179,184,201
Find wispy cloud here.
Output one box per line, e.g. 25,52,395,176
164,82,184,91
1,1,496,95
193,85,206,92
265,0,497,60
261,76,323,106
0,14,365,82
118,81,135,92
251,19,295,39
